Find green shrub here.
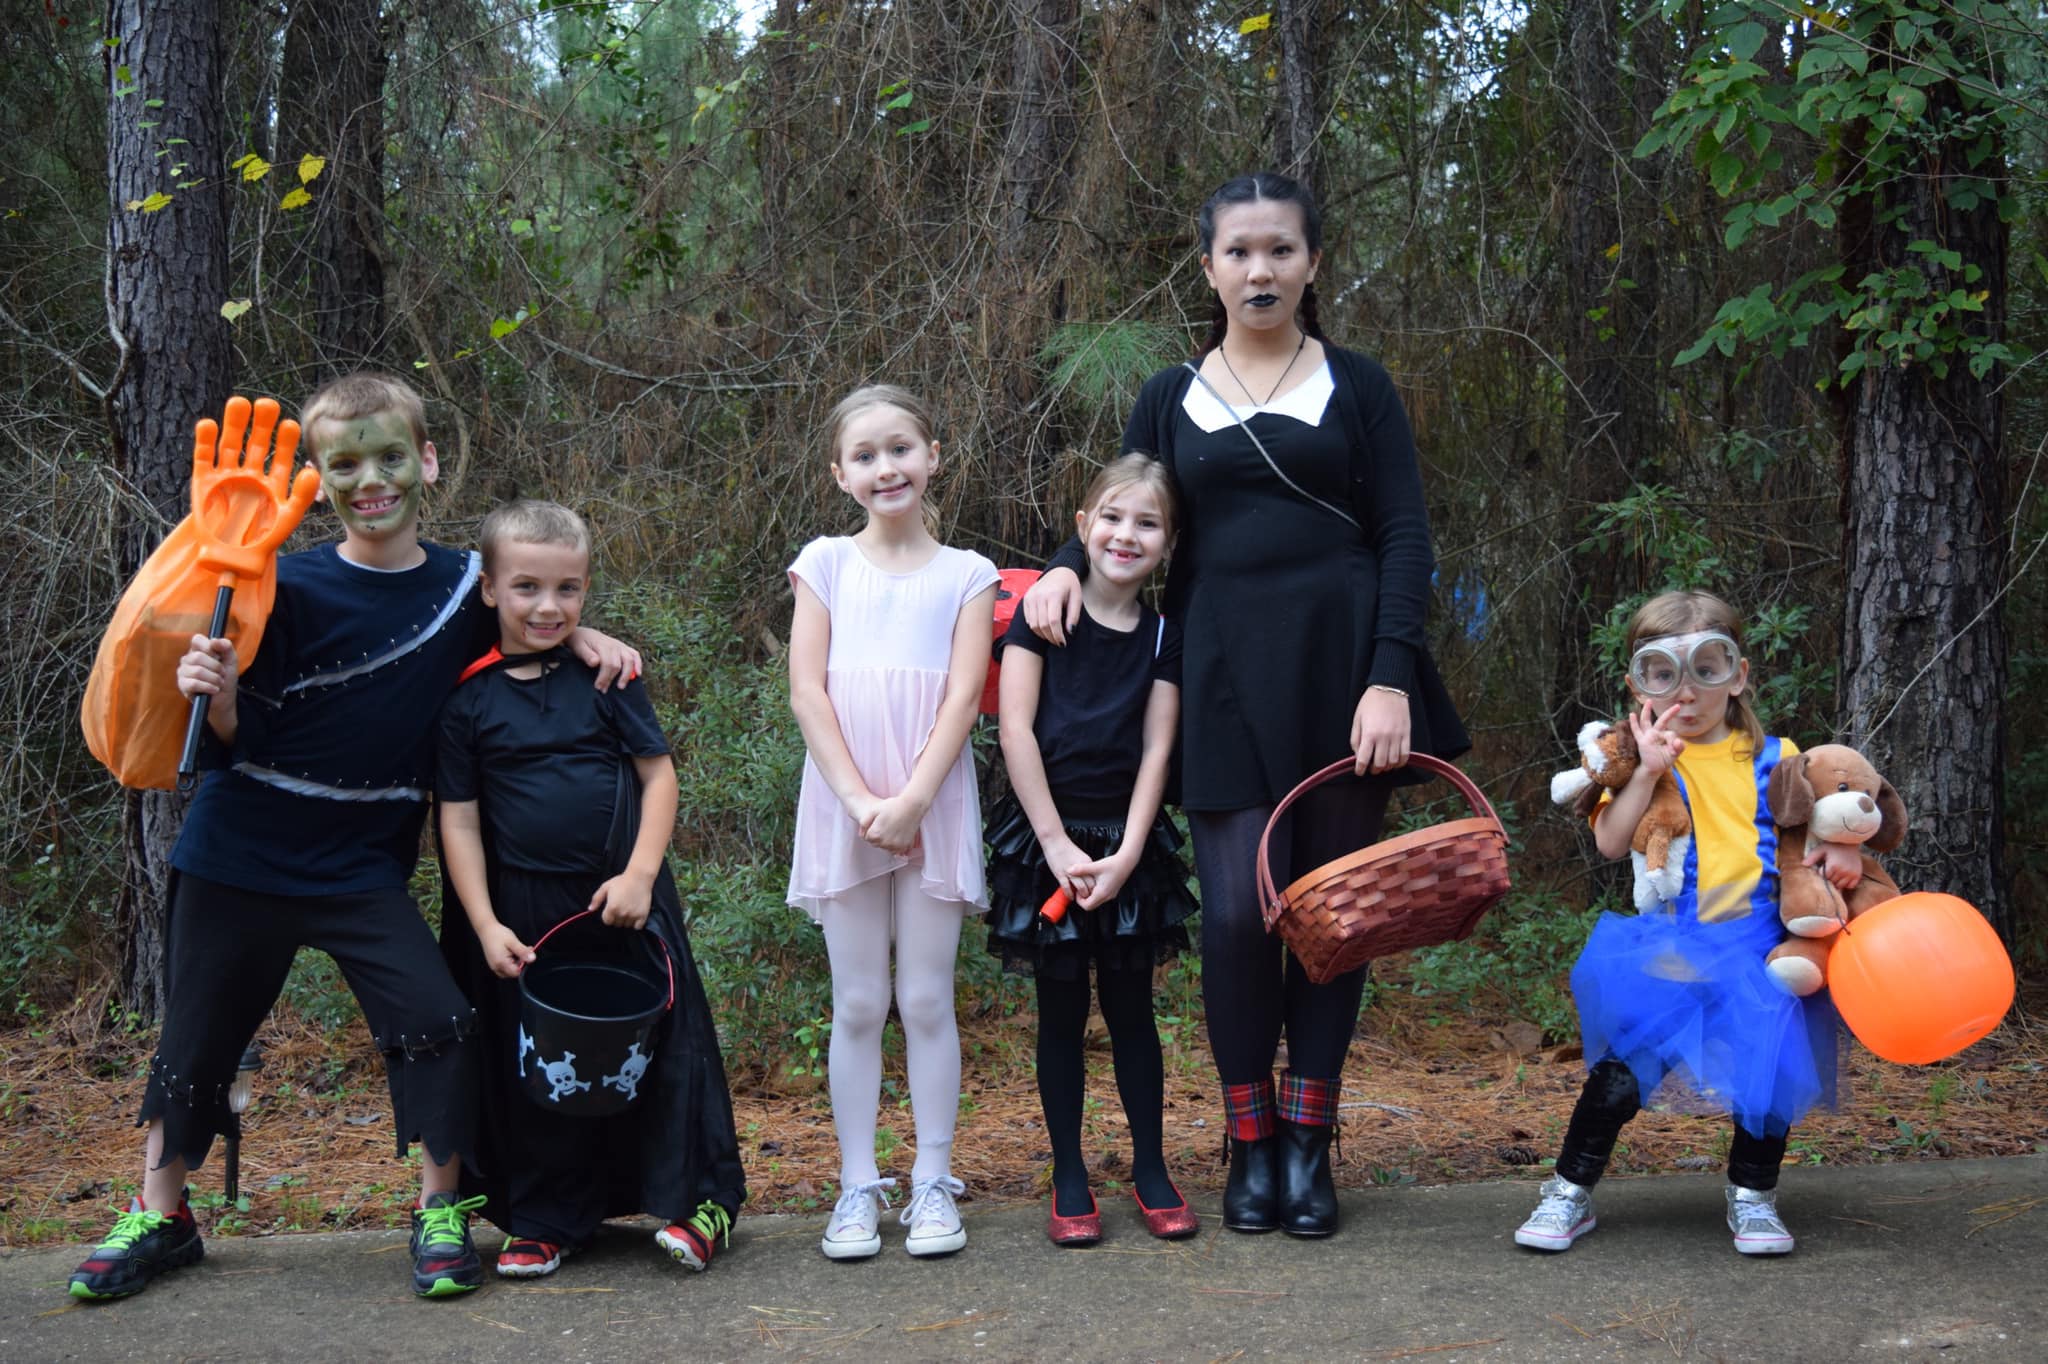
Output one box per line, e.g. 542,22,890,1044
1404,890,1604,1043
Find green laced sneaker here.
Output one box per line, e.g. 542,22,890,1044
655,1200,734,1272
408,1193,487,1298
69,1195,204,1300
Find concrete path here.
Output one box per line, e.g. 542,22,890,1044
4,1156,2044,1362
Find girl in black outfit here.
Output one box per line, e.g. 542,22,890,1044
986,456,1200,1246
1024,173,1468,1238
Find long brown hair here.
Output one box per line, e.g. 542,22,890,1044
1623,590,1765,759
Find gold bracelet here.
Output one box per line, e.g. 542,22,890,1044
1368,684,1408,699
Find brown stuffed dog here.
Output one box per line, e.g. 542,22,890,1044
1763,743,1907,996
1551,719,1694,913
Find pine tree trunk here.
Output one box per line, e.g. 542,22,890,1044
1546,0,1626,730
1837,63,2009,937
105,0,235,1022
1271,0,1321,187
280,0,388,375
989,0,1078,552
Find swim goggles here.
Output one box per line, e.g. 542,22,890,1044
1628,631,1743,698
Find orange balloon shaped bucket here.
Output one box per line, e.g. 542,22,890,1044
1828,893,2014,1065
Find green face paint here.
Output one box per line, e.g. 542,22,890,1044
311,411,432,541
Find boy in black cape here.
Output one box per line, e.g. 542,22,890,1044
436,499,745,1278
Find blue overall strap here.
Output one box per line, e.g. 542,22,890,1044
1671,769,1701,923
1747,736,1784,921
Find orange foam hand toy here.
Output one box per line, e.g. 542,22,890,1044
81,396,320,791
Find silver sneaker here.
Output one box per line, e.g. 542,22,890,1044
1514,1174,1596,1251
1726,1184,1794,1255
820,1178,895,1260
900,1174,967,1257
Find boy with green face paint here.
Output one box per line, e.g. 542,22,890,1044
68,373,642,1306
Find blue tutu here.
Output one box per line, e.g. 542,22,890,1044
1571,904,1838,1137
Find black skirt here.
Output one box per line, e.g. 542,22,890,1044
983,794,1198,982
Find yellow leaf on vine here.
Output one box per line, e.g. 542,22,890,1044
1239,12,1272,35
220,299,252,322
297,154,326,183
126,191,174,213
239,155,271,182
280,187,312,210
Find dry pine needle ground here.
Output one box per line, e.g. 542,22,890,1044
4,970,2043,1247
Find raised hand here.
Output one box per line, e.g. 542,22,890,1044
1626,697,1686,780
191,395,321,581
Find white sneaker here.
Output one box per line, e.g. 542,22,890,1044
820,1178,895,1260
1726,1184,1795,1255
1514,1174,1596,1251
900,1175,967,1257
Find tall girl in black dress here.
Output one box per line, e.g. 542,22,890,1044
986,456,1200,1246
1024,173,1468,1239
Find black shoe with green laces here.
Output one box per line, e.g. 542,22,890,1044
408,1193,487,1298
68,1195,204,1301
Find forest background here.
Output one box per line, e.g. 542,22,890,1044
2,0,2045,1235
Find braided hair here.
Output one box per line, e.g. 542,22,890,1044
1195,171,1328,357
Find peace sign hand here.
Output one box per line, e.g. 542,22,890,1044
1626,698,1686,779
191,395,322,581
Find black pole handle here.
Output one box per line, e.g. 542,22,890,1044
176,584,235,794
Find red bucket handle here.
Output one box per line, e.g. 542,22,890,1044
528,908,675,1013
1254,753,1507,934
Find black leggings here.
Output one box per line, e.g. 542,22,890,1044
141,873,478,1173
1035,961,1175,1208
1190,775,1393,1084
1556,1059,1789,1191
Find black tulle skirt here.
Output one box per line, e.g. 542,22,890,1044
983,794,1198,982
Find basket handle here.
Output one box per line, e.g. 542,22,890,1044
527,908,675,1013
1255,753,1506,933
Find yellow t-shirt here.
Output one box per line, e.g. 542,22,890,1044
1596,733,1797,923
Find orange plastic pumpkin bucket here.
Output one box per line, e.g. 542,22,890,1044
1828,892,2014,1065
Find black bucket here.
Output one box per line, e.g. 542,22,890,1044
517,910,673,1117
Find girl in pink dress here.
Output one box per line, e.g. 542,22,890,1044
786,385,998,1262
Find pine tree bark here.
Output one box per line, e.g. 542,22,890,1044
1836,48,2009,937
105,0,235,1022
990,0,1079,551
280,0,388,375
1271,0,1321,187
1547,0,1627,729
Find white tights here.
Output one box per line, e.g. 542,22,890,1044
820,867,965,1188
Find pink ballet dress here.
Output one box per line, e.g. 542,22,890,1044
786,536,1000,921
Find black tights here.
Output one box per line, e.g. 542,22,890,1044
1556,1059,1790,1191
1190,777,1393,1083
1036,962,1175,1216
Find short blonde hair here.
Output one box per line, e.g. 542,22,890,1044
478,500,590,574
1080,453,1180,540
300,371,428,455
1624,590,1764,758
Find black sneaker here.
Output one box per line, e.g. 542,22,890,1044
408,1193,487,1298
68,1195,204,1301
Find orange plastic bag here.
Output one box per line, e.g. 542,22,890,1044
81,397,318,789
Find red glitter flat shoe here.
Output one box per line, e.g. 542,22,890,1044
1133,1185,1200,1240
1047,1191,1102,1246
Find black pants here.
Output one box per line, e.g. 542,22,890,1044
1555,1058,1789,1191
140,873,478,1173
1190,774,1393,1083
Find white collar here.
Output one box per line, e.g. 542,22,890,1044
1181,360,1334,433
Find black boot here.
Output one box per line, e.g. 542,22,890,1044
1222,1134,1280,1233
1278,1119,1338,1238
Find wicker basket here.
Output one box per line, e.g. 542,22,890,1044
1257,753,1511,985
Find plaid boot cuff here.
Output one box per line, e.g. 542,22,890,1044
1278,1071,1340,1127
1221,1080,1277,1141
